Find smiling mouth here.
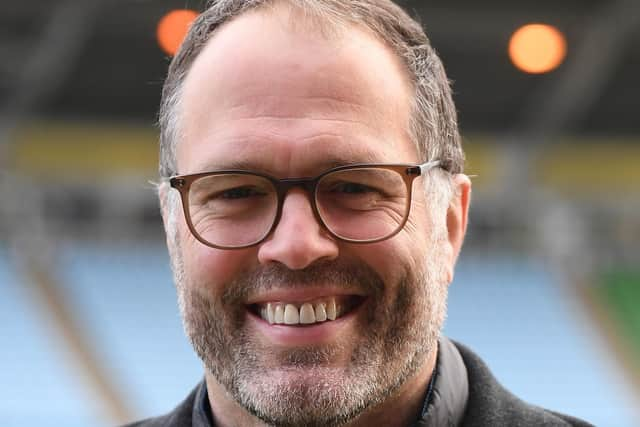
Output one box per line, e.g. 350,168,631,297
249,296,365,326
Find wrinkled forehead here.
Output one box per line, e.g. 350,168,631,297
177,3,415,174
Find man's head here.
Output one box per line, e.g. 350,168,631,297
158,1,470,426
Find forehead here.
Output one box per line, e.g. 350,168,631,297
178,4,416,175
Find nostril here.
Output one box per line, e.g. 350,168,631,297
257,221,339,269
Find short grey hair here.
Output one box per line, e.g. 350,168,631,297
157,0,464,179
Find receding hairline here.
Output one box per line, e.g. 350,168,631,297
159,0,464,179
186,0,415,91
257,0,352,38
170,0,417,166
230,0,395,38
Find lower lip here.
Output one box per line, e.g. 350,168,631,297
247,301,365,347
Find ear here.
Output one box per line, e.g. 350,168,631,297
444,174,471,283
157,182,172,233
158,182,184,259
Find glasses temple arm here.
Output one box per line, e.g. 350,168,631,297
418,160,441,175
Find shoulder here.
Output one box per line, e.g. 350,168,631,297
119,385,199,427
453,341,594,427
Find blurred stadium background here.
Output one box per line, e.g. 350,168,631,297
1,0,639,426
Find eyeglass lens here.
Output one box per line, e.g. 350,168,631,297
315,168,408,241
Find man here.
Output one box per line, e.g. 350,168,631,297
128,0,592,426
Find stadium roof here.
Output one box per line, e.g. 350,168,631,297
1,0,639,135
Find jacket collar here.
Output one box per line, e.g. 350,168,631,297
415,337,469,427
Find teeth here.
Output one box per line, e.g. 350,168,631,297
274,304,284,324
284,304,299,324
257,298,346,325
299,303,315,324
327,299,337,320
267,303,274,324
314,303,327,322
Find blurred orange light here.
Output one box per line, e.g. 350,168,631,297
157,9,198,56
509,24,567,74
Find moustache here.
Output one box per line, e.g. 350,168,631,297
220,258,386,306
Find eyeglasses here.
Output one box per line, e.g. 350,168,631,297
169,161,441,249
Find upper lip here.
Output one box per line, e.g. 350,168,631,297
245,287,367,305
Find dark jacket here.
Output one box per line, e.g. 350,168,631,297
123,340,593,427
452,342,592,427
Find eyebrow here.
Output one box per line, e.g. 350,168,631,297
308,152,385,170
197,159,263,172
195,151,385,176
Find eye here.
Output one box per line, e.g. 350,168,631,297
218,186,266,200
331,182,377,194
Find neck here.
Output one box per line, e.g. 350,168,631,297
205,375,267,427
344,346,437,427
205,345,438,427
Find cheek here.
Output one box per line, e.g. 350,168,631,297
347,238,416,287
348,205,436,286
178,222,256,291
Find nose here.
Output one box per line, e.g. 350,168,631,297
257,188,339,269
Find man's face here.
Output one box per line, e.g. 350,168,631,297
166,7,454,427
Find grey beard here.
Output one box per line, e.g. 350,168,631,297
173,251,448,427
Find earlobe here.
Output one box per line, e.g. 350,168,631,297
445,174,472,282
